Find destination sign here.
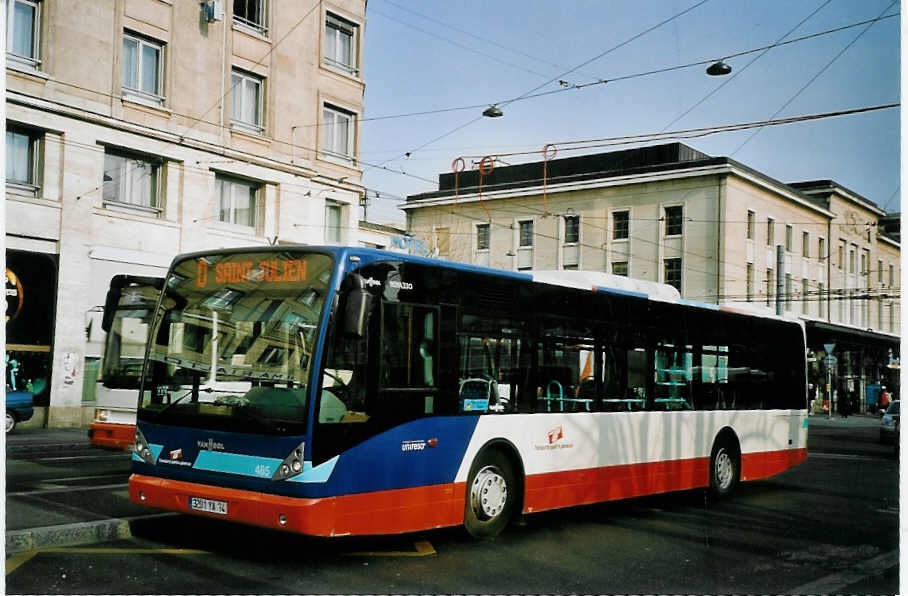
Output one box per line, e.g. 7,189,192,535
196,259,308,288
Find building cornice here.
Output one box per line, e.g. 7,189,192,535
878,233,900,249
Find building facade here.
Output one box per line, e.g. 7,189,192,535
6,0,367,426
404,143,900,411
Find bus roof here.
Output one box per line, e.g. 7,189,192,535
169,245,803,328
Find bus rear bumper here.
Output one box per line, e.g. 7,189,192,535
128,474,465,537
89,422,135,451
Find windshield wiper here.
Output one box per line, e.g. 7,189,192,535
154,387,235,417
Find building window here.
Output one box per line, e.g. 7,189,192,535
216,175,260,228
746,263,754,302
5,126,41,196
765,268,773,307
324,12,358,76
802,231,809,257
564,215,580,244
321,104,355,162
766,217,775,246
888,302,895,333
6,0,41,70
612,261,628,277
102,149,161,214
785,225,793,252
818,237,826,261
231,69,264,133
889,264,894,287
664,205,683,236
848,246,856,274
519,220,534,247
838,240,846,269
613,210,629,240
785,274,792,310
122,33,164,105
664,258,681,292
325,201,342,244
517,220,534,270
860,251,867,277
746,210,755,240
476,223,490,251
233,0,268,35
878,259,884,283
562,215,580,270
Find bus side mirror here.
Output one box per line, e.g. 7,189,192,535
342,274,373,338
101,285,121,333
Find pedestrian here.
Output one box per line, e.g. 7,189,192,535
838,391,850,419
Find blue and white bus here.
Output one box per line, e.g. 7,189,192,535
129,246,807,537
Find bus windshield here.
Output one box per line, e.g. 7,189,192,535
137,250,334,435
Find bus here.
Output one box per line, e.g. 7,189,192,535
88,275,162,450
128,246,808,538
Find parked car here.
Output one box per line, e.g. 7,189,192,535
879,399,900,444
6,390,34,433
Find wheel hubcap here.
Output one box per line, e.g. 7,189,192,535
715,448,733,490
6,413,14,433
470,465,508,520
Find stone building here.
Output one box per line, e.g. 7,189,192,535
404,143,900,410
6,0,367,426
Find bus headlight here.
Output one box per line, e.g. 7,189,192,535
133,427,156,465
271,441,305,481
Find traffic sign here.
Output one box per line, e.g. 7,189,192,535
823,355,838,367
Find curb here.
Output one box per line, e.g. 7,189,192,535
6,513,178,554
7,442,90,455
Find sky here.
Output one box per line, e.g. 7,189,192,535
358,0,900,225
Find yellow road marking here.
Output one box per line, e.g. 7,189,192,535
346,540,436,557
6,551,37,575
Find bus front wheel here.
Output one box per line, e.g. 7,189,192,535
464,450,516,538
709,439,740,498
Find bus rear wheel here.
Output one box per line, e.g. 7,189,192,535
464,450,516,538
709,440,740,498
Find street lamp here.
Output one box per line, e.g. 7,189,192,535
706,60,732,76
482,105,503,118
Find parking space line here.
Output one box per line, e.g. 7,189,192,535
6,551,37,575
345,540,436,557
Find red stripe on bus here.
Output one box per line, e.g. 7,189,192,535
524,457,710,513
89,422,136,451
523,447,806,513
129,474,466,536
741,447,807,481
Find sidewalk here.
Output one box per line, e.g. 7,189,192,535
5,425,176,554
807,412,883,428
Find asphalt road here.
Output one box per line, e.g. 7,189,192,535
5,418,900,594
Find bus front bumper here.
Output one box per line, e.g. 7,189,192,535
128,473,465,537
129,474,340,535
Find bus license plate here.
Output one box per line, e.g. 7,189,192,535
189,497,227,515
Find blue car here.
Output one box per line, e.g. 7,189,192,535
6,390,34,433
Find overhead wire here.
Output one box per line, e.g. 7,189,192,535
730,0,899,156
381,0,712,166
